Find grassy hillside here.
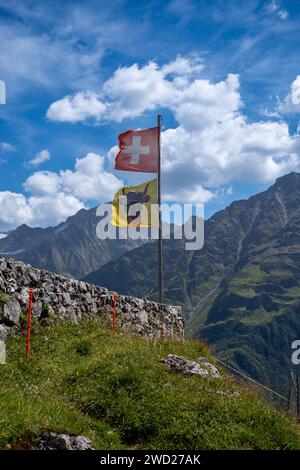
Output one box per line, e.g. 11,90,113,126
1,318,300,450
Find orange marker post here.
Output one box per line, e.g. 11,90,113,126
25,288,33,360
112,293,117,335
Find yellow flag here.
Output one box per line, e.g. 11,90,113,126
112,179,158,227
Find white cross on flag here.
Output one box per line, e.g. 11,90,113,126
115,127,158,173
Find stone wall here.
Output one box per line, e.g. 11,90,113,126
0,256,184,341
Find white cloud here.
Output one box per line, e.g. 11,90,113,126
161,115,299,201
0,191,85,230
25,153,122,202
0,191,34,228
27,193,85,227
28,149,50,166
163,184,215,204
279,76,300,113
47,56,239,133
47,55,204,123
170,73,242,132
0,152,123,229
0,142,15,152
24,171,60,195
102,62,174,122
291,77,300,105
265,1,289,20
60,153,122,201
47,92,107,123
162,55,204,76
278,9,288,20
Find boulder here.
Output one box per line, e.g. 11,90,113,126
198,356,221,379
37,431,94,450
161,354,221,378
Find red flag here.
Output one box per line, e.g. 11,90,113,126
115,127,158,173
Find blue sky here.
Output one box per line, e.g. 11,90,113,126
0,0,300,230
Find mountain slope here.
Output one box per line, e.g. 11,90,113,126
84,237,193,307
0,207,146,279
84,172,300,395
1,318,299,450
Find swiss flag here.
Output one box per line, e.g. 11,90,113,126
115,127,158,173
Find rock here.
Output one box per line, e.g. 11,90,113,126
0,324,13,342
198,356,221,379
0,300,21,326
161,354,221,378
66,306,77,323
37,431,95,450
216,390,240,398
139,310,148,324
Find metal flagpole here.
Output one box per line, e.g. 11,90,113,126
157,114,163,304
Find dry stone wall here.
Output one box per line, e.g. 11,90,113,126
0,256,184,341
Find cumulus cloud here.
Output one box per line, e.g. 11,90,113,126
28,149,50,166
0,191,34,228
279,75,300,114
47,92,107,123
47,56,300,204
0,153,123,229
24,171,60,195
47,55,203,123
170,73,242,132
161,118,299,202
24,153,122,202
0,191,85,230
26,193,85,227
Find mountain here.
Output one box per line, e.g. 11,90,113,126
0,206,146,279
84,172,300,396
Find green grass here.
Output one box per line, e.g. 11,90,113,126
284,286,300,297
229,287,257,298
230,265,266,286
239,307,281,325
0,318,300,450
186,287,222,337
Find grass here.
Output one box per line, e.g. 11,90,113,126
0,290,10,303
186,287,222,337
239,307,284,325
0,318,300,450
230,265,266,286
229,287,257,298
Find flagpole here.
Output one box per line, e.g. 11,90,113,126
157,114,163,304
